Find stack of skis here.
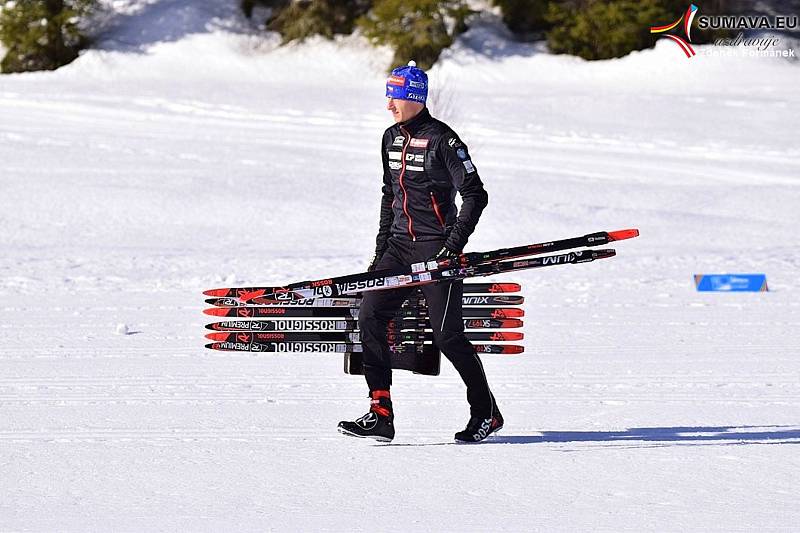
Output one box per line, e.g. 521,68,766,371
204,283,525,376
202,228,639,375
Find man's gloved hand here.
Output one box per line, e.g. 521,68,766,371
368,251,384,272
430,244,460,263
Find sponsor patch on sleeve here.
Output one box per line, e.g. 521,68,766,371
456,147,467,160
463,160,476,173
448,137,462,148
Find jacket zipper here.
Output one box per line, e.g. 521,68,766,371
398,126,416,241
430,192,445,228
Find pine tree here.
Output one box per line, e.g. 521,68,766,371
358,0,470,71
492,0,552,40
268,0,372,44
0,0,95,73
545,0,671,60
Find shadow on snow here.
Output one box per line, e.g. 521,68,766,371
377,425,800,447
92,0,252,53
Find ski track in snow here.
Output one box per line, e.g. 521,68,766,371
1,1,800,530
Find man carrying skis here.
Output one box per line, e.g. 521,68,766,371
338,61,503,443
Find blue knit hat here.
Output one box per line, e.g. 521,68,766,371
385,61,428,104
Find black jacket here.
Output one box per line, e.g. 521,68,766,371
374,107,488,254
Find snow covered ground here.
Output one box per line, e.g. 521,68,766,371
1,1,799,530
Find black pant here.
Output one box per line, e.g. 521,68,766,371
358,237,495,417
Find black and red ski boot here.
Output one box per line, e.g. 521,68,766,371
338,390,395,442
454,406,503,443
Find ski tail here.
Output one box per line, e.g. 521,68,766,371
474,344,524,354
607,228,639,241
464,318,523,329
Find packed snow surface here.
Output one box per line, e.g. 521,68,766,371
1,1,799,530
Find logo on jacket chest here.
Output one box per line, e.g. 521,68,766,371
387,149,427,171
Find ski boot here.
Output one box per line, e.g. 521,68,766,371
338,390,395,442
454,405,503,443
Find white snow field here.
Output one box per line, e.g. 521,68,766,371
2,1,800,531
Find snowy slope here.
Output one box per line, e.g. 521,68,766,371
1,1,799,531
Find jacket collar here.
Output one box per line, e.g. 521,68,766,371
399,107,431,134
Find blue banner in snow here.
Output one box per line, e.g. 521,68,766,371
694,274,768,292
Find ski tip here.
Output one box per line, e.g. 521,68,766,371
608,228,640,241
502,345,525,354
475,344,524,354
594,248,617,259
239,289,266,303
205,298,244,308
205,332,252,342
486,283,522,293
465,318,523,329
490,309,525,319
490,332,524,341
203,288,230,297
203,308,228,316
205,342,238,351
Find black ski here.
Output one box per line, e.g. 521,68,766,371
205,341,523,354
249,248,616,304
204,281,523,299
203,305,523,319
202,229,635,303
206,331,524,343
205,317,523,332
204,294,524,308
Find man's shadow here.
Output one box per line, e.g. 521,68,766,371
379,425,800,447
493,425,800,445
